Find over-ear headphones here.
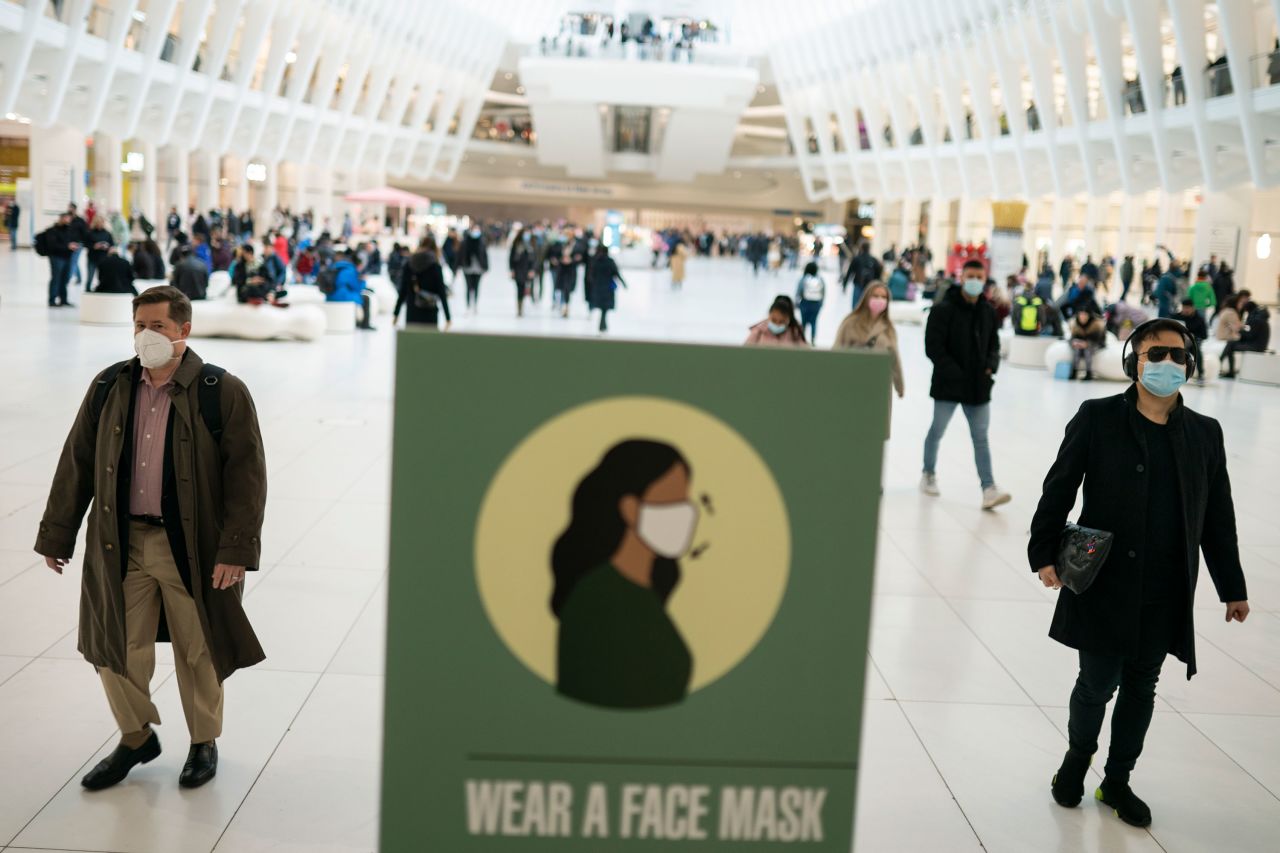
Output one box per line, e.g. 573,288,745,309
1121,318,1198,381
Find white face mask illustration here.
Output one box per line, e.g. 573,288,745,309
133,329,177,369
636,501,700,559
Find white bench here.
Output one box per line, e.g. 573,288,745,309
1008,334,1056,369
79,291,136,326
321,301,357,333
363,274,399,315
189,301,325,342
207,270,232,300
1044,339,1222,383
1238,351,1280,386
888,299,929,326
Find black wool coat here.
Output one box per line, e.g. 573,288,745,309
1027,386,1247,678
925,286,1001,404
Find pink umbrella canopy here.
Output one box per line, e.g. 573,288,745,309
342,186,431,206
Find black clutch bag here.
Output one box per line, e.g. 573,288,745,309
1055,524,1114,594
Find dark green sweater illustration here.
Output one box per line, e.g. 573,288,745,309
556,563,693,709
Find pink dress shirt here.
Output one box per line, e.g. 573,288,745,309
128,371,174,517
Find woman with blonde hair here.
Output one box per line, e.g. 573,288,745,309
834,281,905,433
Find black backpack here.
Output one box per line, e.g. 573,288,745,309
34,228,52,257
316,265,338,295
89,360,226,445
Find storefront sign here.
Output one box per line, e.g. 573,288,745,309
381,334,889,851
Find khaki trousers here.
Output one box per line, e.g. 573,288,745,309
99,521,223,744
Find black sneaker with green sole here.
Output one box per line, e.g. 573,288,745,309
1096,778,1152,827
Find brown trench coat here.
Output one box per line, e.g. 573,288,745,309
34,349,267,683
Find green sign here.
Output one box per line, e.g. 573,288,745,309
381,333,889,851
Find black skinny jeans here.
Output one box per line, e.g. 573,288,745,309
464,273,482,307
1067,602,1177,782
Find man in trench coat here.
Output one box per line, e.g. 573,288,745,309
34,285,266,791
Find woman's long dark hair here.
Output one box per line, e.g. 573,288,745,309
770,295,805,341
550,440,690,617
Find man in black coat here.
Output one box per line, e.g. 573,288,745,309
1029,318,1249,828
93,247,137,294
38,213,79,307
841,242,883,308
171,246,209,300
921,259,1011,509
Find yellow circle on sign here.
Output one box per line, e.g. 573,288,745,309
474,396,790,698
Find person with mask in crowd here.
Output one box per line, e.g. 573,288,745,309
842,242,883,308
669,240,689,290
34,285,267,792
509,227,536,317
1119,255,1135,302
92,245,137,295
1105,299,1150,342
1221,299,1270,378
231,245,268,303
441,228,460,283
1174,299,1209,384
921,259,1011,510
326,248,375,330
387,242,408,288
1187,267,1216,319
165,206,182,251
36,212,80,308
4,199,19,250
744,295,807,347
794,261,826,344
1013,278,1046,337
67,203,90,285
587,244,626,333
259,241,287,292
1215,292,1246,377
131,238,167,282
460,224,489,312
1029,318,1249,830
1068,306,1107,381
84,214,115,292
550,232,577,317
171,245,209,301
394,235,451,331
834,282,904,435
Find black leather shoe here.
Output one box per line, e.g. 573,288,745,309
81,731,161,791
179,741,217,788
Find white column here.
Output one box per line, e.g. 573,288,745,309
291,162,307,212
168,146,189,216
138,139,157,222
1153,189,1174,253
96,132,124,215
29,123,88,230
231,156,249,213
262,160,279,227
196,150,219,213
957,196,974,243
1193,189,1253,283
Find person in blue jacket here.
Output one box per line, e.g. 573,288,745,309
327,248,375,330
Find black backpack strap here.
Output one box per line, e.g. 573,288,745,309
90,360,131,430
198,363,226,445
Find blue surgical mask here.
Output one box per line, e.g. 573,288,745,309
962,278,985,297
767,321,788,335
1139,360,1187,398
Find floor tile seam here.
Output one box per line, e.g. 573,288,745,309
880,529,1045,707
210,574,384,851
887,699,990,851
259,495,348,570
0,558,45,590
1172,712,1280,805
319,571,388,680
1189,624,1280,697
0,495,42,520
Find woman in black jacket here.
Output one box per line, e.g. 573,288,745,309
394,236,451,330
1028,318,1249,829
84,215,114,291
459,226,489,312
131,238,166,281
508,228,536,317
587,244,625,332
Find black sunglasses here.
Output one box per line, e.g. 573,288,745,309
1140,346,1192,365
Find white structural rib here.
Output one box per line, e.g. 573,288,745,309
0,0,48,116
84,0,140,133
153,0,216,147
42,0,93,126
185,0,248,150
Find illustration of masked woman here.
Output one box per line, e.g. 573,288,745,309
551,440,699,709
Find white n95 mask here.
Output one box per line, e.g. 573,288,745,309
636,502,700,559
134,329,177,369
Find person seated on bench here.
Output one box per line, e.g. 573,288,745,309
1069,307,1107,381
1176,299,1208,384
231,244,287,306
1218,300,1269,376
325,248,375,331
1105,300,1149,342
93,246,138,295
1013,279,1046,337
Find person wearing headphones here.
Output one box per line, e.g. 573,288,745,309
1027,318,1249,829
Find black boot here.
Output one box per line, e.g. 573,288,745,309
1096,777,1152,827
1050,749,1091,807
179,741,218,789
81,730,161,790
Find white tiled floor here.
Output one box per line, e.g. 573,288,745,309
1,245,1277,852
